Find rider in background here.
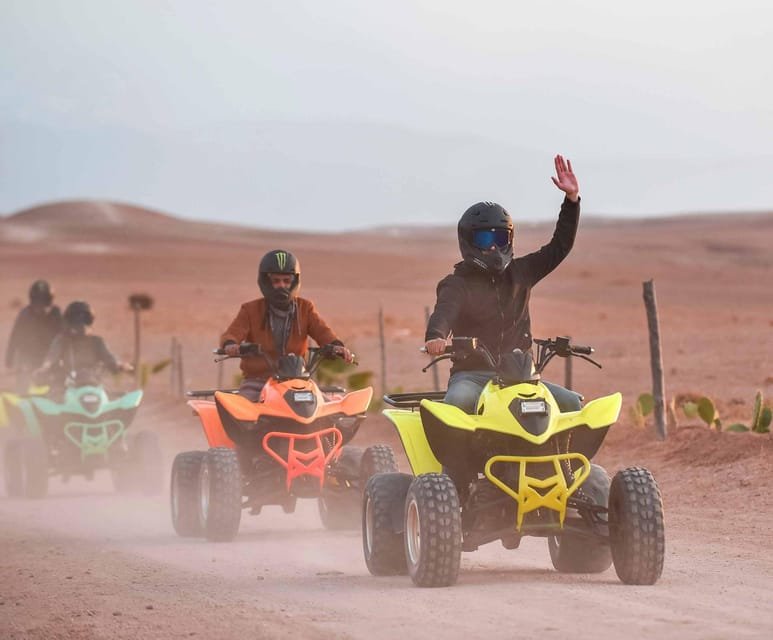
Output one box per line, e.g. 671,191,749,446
34,301,133,390
4,280,63,393
221,249,353,402
424,155,582,414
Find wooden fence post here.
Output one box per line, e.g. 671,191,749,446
643,280,667,440
170,337,178,394
378,306,387,400
176,340,185,397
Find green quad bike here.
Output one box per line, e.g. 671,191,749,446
362,336,665,587
3,376,161,498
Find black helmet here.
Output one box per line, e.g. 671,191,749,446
258,250,301,310
457,201,514,274
29,280,54,306
64,301,95,328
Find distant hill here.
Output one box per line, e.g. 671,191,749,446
6,200,180,230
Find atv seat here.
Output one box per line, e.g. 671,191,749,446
383,391,447,409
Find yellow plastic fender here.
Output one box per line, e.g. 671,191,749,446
383,409,442,475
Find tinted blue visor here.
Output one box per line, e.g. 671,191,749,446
472,227,511,250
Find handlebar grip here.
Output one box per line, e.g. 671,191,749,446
213,343,261,356
571,345,594,355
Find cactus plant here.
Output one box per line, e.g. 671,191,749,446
682,401,699,418
749,391,771,434
637,393,654,416
697,396,721,430
754,405,771,434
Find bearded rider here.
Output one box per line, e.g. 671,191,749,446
221,249,353,402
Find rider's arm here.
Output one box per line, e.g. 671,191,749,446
304,299,339,348
512,196,580,286
220,304,251,348
94,336,121,374
34,334,63,376
424,275,464,342
4,310,23,368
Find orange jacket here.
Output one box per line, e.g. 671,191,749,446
220,297,340,379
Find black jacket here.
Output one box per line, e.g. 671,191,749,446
425,197,580,373
4,305,63,370
43,332,121,386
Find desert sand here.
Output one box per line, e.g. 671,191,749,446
0,201,771,639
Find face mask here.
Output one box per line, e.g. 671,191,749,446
268,287,292,310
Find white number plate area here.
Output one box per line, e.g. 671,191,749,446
520,400,547,414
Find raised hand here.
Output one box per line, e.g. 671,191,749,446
550,154,579,202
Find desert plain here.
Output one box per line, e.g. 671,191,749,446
0,201,771,639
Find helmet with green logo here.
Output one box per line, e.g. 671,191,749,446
258,249,301,310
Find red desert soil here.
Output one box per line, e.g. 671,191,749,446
0,201,771,639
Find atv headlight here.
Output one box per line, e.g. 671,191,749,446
520,400,547,415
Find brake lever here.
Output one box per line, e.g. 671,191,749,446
422,354,453,373
575,354,602,369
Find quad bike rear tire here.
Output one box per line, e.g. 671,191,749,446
171,451,205,537
548,463,613,573
359,444,399,490
318,445,364,530
609,466,665,585
199,447,242,542
132,431,164,496
404,473,462,587
363,472,413,576
4,439,23,497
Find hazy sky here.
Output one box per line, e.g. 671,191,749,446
1,0,771,229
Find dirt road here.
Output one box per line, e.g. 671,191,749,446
2,431,771,640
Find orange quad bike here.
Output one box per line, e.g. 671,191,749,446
170,343,398,542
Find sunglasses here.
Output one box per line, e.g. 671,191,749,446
472,228,511,250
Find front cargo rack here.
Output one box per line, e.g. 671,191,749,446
382,391,447,409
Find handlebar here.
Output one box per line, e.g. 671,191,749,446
421,335,600,375
212,342,356,369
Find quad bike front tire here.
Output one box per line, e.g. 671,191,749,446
171,451,205,537
548,463,613,573
359,444,399,490
609,466,665,585
404,473,462,587
199,447,242,542
363,472,413,576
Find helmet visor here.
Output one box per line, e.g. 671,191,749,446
472,228,511,250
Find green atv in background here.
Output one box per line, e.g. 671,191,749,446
3,384,161,498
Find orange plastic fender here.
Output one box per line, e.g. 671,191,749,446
187,399,235,449
322,387,373,417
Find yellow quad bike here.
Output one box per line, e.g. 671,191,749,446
362,336,665,587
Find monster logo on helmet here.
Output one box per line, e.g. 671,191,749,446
258,249,301,310
457,201,515,274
